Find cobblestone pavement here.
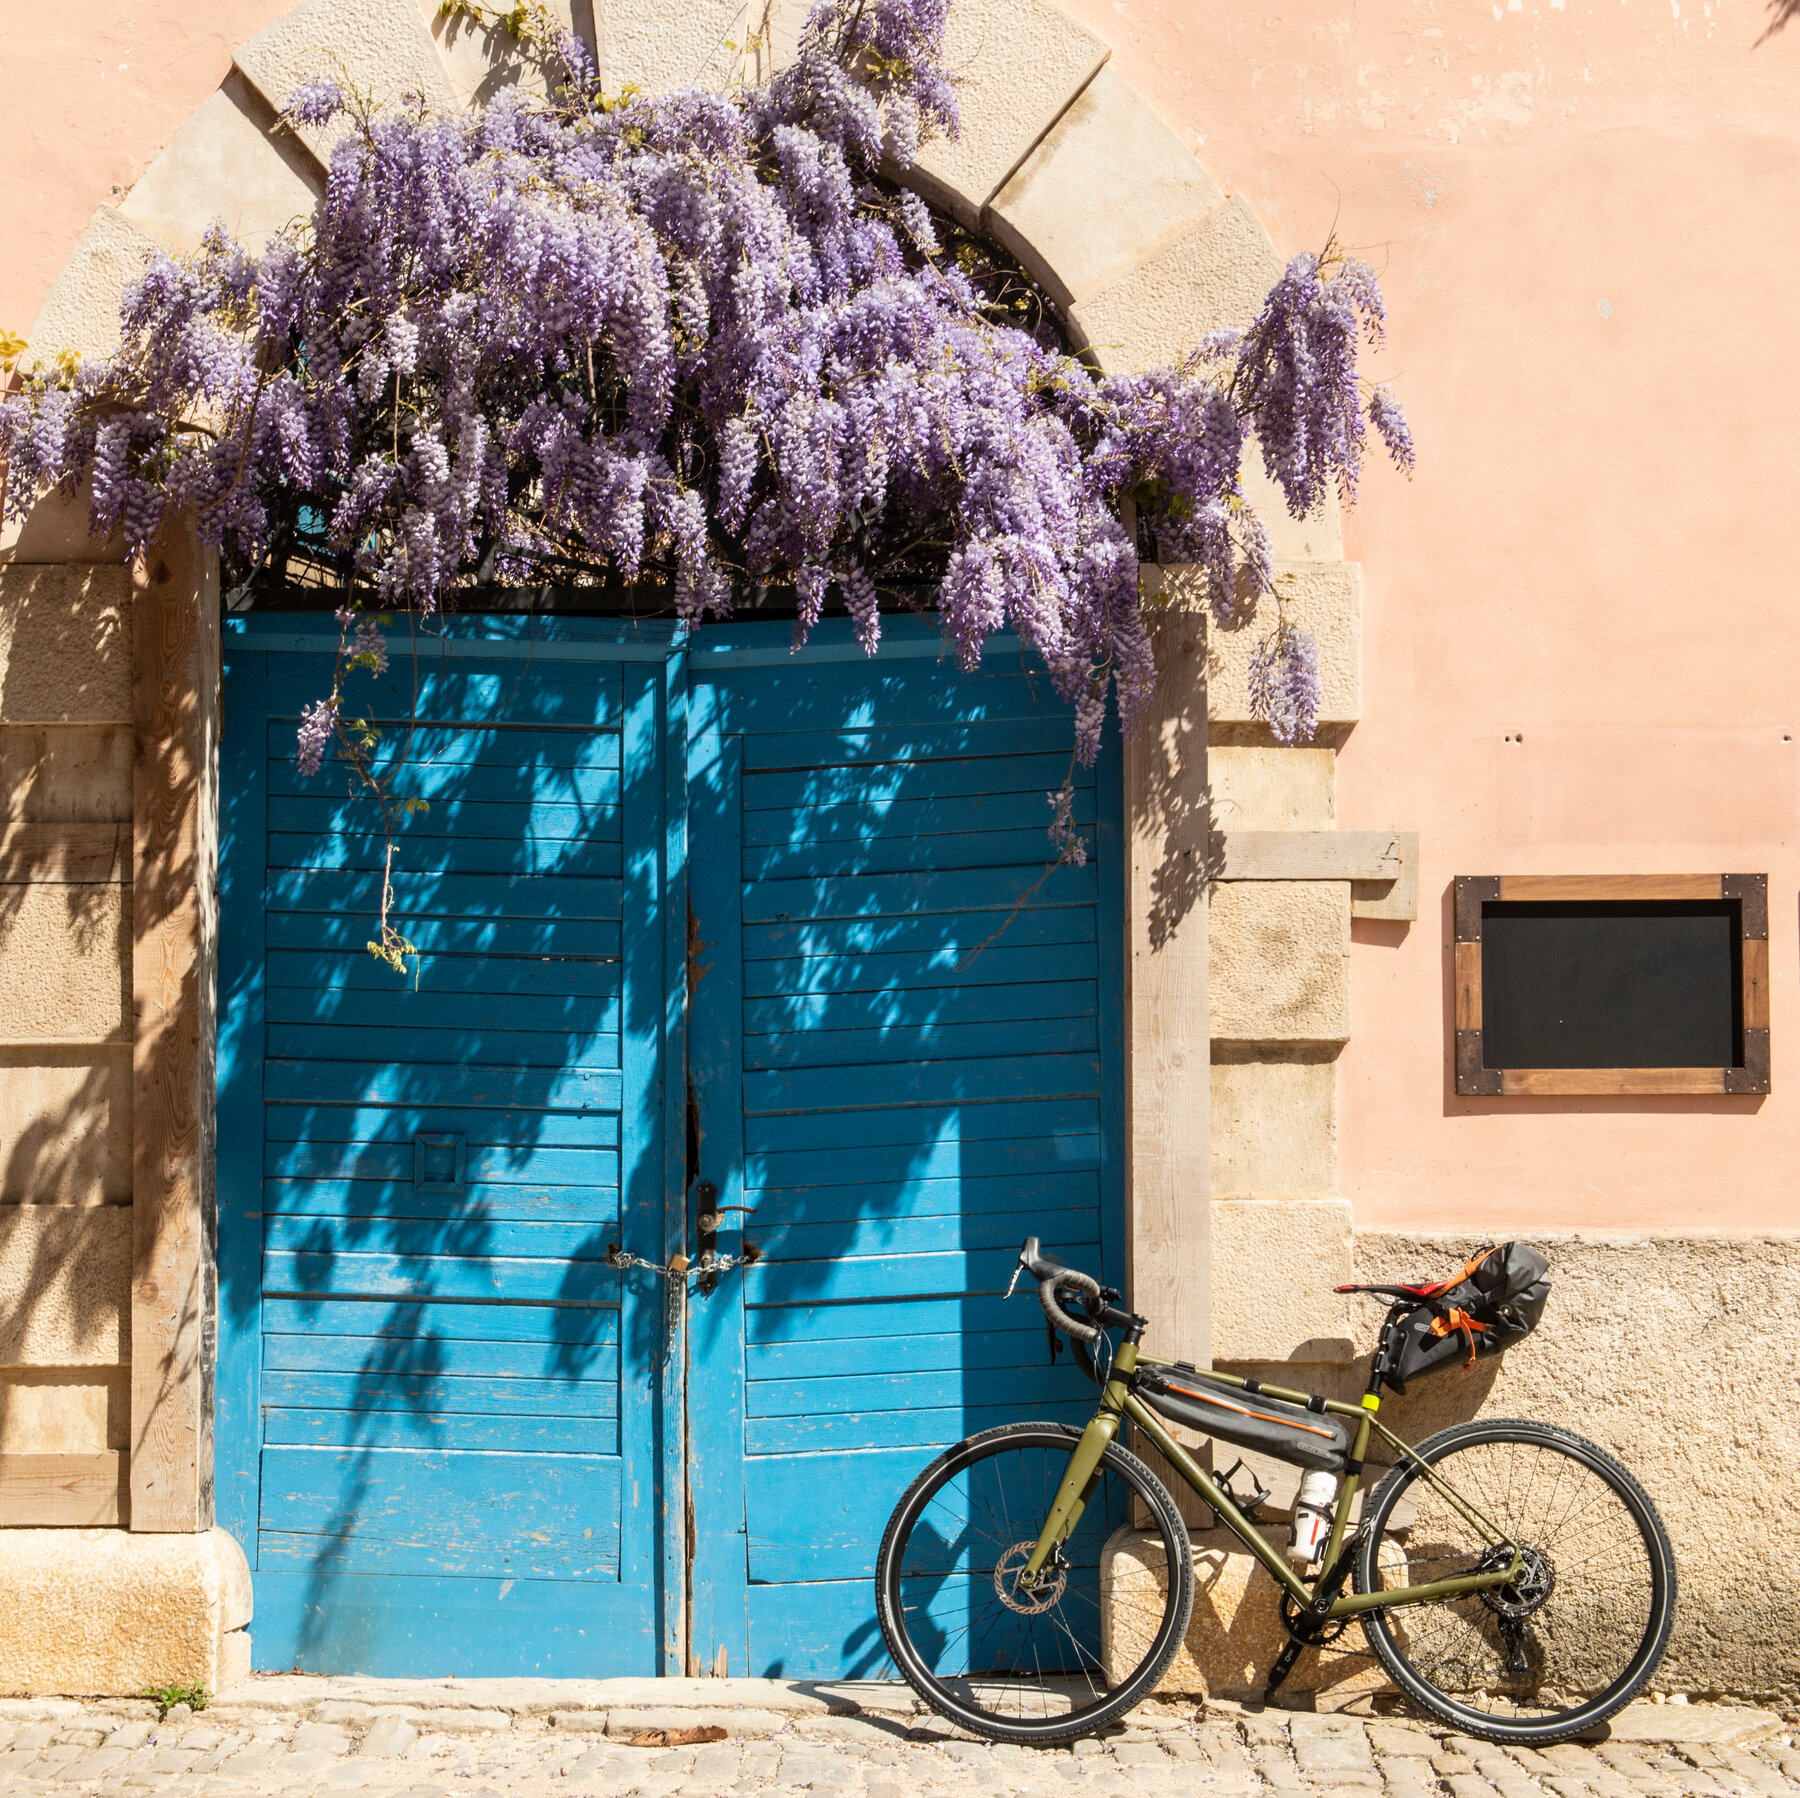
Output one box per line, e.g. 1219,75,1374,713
2,1693,1797,1798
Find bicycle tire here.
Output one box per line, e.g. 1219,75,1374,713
1354,1418,1677,1745
875,1422,1194,1743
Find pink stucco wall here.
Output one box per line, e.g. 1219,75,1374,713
0,3,292,336
6,0,1797,1236
1055,0,1800,1235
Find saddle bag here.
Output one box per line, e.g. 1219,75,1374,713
1137,1366,1351,1472
1387,1242,1552,1392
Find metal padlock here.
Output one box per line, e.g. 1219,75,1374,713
668,1252,691,1275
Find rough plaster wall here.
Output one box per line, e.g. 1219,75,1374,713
1221,1233,1800,1703
0,1207,130,1365
1210,1049,1337,1198
1209,880,1350,1045
0,1369,130,1454
0,567,131,723
0,1052,133,1205
0,885,132,1042
0,726,132,822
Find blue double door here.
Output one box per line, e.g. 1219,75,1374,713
217,614,1123,1677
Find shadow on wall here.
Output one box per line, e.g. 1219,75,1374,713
0,544,143,1469
1137,604,1224,951
1759,0,1799,40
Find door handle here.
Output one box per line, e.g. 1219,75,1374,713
694,1179,759,1294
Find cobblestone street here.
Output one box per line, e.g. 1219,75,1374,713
2,1685,1795,1798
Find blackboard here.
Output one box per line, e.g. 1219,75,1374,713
1480,901,1742,1069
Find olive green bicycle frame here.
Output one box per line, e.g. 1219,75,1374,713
1020,1341,1523,1618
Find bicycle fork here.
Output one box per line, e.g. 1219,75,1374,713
1018,1343,1139,1586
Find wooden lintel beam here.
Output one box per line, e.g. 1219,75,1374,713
131,517,220,1533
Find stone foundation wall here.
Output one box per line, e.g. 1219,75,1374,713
1216,1231,1800,1705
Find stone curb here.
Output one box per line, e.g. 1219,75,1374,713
188,1678,1792,1751
208,1676,922,1725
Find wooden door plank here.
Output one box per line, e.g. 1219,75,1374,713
131,518,218,1533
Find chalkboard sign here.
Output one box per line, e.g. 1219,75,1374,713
1453,876,1769,1097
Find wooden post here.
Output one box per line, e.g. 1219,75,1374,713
130,517,219,1532
1125,611,1212,1368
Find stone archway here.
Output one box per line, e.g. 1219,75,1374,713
14,0,1386,1694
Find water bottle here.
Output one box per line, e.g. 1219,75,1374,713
1288,1469,1338,1562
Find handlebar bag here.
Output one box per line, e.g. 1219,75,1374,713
1388,1242,1551,1392
1138,1367,1351,1473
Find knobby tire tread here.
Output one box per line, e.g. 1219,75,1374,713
875,1421,1195,1745
1353,1417,1677,1746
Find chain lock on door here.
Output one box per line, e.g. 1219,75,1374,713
605,1180,760,1354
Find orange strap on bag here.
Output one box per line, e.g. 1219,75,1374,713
1416,1245,1498,1301
1430,1306,1490,1368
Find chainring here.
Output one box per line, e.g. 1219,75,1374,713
1278,1588,1352,1647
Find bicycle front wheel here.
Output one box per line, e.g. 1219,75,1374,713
1355,1418,1677,1744
875,1422,1194,1743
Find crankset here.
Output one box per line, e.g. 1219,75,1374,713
1263,1539,1363,1701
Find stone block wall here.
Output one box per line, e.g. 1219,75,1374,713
1,510,244,1694
0,553,135,1528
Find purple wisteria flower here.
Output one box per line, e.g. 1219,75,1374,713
296,699,339,776
286,78,345,125
0,0,1410,787
1247,622,1323,746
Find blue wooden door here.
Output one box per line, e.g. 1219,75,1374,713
684,620,1125,1679
216,617,685,1674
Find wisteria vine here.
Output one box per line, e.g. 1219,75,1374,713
0,0,1411,956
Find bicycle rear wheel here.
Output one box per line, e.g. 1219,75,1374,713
875,1422,1194,1743
1354,1418,1677,1744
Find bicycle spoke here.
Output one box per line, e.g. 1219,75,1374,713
1359,1425,1671,1743
879,1427,1192,1741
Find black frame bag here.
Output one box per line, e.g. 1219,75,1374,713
1382,1243,1551,1392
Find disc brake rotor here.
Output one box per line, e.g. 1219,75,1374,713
994,1542,1068,1615
1478,1543,1556,1621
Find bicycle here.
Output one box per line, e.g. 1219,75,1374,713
875,1237,1676,1747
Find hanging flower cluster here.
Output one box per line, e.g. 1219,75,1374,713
0,0,1410,772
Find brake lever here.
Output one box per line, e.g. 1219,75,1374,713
1003,1262,1025,1301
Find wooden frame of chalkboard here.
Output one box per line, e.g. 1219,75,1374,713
1453,874,1770,1096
